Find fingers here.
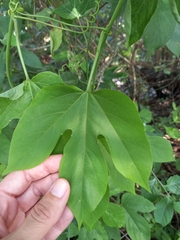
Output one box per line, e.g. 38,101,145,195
0,155,62,196
17,173,59,212
5,179,73,240
43,207,74,240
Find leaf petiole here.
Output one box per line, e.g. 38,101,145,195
6,15,14,88
13,18,30,80
86,0,125,92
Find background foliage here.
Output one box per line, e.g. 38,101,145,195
0,0,180,239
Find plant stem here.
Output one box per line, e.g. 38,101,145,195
86,0,124,92
13,18,30,80
6,15,14,88
14,13,106,32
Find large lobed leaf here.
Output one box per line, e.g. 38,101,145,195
4,82,152,226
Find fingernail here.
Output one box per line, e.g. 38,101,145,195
51,179,67,198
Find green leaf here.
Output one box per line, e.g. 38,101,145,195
103,225,121,240
0,47,5,84
0,132,10,164
0,83,24,100
0,72,64,130
125,212,151,240
165,126,180,139
50,28,62,55
169,0,180,23
36,8,52,30
102,202,125,228
99,136,135,194
143,0,176,56
122,193,155,213
4,86,152,227
0,81,39,129
0,15,10,36
60,72,79,86
173,201,180,214
166,23,180,57
32,71,64,88
129,0,158,45
166,175,180,194
21,48,43,69
154,197,174,227
122,193,154,240
54,0,96,20
83,188,109,230
78,221,109,240
139,109,152,124
1,32,17,46
147,136,175,163
124,0,131,43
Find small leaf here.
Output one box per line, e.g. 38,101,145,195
122,193,155,213
0,72,63,129
103,225,121,240
32,71,64,88
166,175,180,194
154,197,174,227
102,202,125,228
21,48,43,69
173,201,180,214
122,193,154,240
0,83,24,100
0,15,10,36
36,8,52,29
165,126,180,139
78,221,109,240
125,212,151,240
1,32,17,46
147,136,175,163
0,81,40,129
60,72,79,86
122,193,153,240
139,109,152,124
54,0,96,20
143,0,176,56
50,28,62,55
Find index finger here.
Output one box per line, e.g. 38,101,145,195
0,155,62,196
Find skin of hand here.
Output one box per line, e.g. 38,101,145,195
0,154,74,240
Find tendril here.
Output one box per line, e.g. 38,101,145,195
89,0,101,24
9,0,24,15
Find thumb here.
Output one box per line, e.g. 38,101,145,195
12,179,70,240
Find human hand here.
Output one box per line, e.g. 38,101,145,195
0,155,73,240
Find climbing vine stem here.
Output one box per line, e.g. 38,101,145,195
6,16,14,88
13,18,30,80
86,0,125,92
